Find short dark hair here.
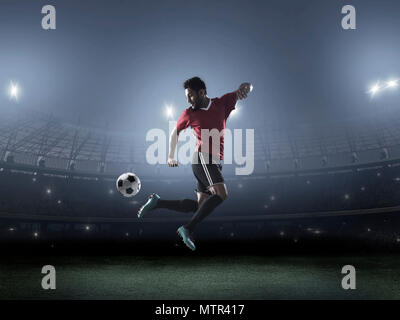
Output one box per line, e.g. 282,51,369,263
183,77,207,95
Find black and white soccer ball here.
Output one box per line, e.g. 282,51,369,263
116,172,141,198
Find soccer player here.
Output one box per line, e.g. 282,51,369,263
138,77,252,250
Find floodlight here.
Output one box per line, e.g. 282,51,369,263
230,103,241,117
386,80,398,88
369,83,381,96
165,105,174,119
9,81,19,100
368,78,399,97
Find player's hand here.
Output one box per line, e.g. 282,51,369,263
237,82,253,100
168,158,178,167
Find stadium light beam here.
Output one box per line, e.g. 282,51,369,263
165,105,174,119
230,103,240,117
369,83,381,96
387,79,398,89
368,78,399,97
8,81,19,100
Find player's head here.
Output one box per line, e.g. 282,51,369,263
183,77,207,110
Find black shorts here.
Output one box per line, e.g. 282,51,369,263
191,152,224,195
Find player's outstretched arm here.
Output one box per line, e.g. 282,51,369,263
168,126,179,167
236,82,253,100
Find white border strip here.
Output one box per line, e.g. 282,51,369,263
199,152,213,186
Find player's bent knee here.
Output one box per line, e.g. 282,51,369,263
197,193,209,208
210,184,228,201
218,192,228,201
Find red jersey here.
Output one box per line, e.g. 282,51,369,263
176,91,237,160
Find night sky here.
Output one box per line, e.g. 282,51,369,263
1,0,400,131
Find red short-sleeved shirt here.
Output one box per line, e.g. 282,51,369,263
176,91,237,160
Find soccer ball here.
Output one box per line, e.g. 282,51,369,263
116,172,141,197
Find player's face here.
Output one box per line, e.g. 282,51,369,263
185,88,204,108
185,88,198,106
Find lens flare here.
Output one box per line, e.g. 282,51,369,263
9,82,19,100
387,80,398,88
369,83,381,96
165,105,174,119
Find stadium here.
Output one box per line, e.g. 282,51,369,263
1,103,400,299
1,0,400,301
2,106,400,232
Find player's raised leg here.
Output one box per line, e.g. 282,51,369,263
137,194,198,218
137,193,160,218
